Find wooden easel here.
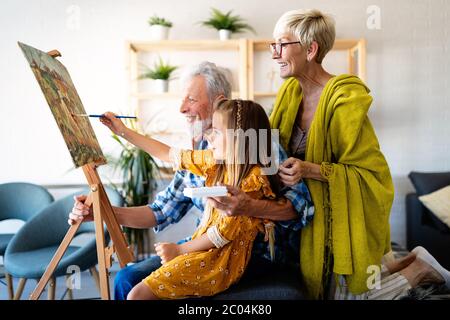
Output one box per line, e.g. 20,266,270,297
29,50,134,300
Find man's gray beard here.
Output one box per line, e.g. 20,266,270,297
189,117,212,143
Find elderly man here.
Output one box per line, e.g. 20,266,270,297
69,61,313,300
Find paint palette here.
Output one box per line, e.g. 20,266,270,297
183,186,228,198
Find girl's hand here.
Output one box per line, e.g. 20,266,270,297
278,157,310,186
100,112,128,137
155,242,181,264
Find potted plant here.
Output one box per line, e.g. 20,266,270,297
200,8,256,40
107,131,160,261
148,15,173,40
139,57,177,93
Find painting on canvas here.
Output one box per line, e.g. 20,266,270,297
19,42,106,168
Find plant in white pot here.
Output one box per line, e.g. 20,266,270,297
139,57,177,93
148,15,173,40
200,8,256,40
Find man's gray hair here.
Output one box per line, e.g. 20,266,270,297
181,61,232,101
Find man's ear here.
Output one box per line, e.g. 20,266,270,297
214,94,226,103
212,94,227,108
307,41,319,62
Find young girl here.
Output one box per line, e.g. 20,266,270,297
100,99,280,300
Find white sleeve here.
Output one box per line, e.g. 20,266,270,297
206,225,230,248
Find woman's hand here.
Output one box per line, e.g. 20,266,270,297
155,242,181,264
279,157,326,185
68,195,93,225
99,112,129,137
279,157,310,186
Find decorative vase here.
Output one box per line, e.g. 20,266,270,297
219,29,232,40
150,25,170,40
155,79,169,93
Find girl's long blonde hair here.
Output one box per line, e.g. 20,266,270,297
199,99,279,260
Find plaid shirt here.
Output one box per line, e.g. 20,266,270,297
149,140,314,267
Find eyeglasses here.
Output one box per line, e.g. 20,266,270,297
269,41,302,57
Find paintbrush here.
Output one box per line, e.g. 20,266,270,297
72,113,137,119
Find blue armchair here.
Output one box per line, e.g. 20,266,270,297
4,186,123,300
0,182,54,299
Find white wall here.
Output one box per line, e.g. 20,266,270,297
1,0,449,246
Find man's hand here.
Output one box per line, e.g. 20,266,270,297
68,195,93,225
208,185,253,216
99,111,129,137
155,242,181,264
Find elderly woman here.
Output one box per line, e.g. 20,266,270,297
209,9,450,300
269,9,395,299
269,9,450,300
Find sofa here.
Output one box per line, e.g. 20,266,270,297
406,171,450,269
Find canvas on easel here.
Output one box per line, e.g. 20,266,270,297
18,42,134,300
19,42,106,168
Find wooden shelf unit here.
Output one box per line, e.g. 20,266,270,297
126,37,366,105
126,39,250,103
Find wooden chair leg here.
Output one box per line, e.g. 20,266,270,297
5,272,14,300
13,278,27,300
48,277,56,300
65,275,74,300
89,266,101,293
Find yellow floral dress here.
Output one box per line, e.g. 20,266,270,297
142,149,276,299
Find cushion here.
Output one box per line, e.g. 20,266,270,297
408,171,450,196
418,185,450,229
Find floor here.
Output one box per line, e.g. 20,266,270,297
0,264,120,300
1,245,449,300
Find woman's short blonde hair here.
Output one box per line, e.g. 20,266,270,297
273,9,336,64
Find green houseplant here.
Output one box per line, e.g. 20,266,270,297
200,8,256,40
108,131,160,261
139,57,178,93
148,15,173,40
